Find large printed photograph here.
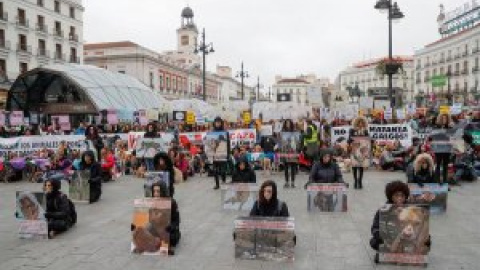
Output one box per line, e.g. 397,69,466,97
15,191,48,239
221,184,258,211
144,172,170,197
204,131,229,162
69,170,91,203
307,184,348,212
279,132,301,163
408,184,447,214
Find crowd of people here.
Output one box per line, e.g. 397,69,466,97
5,106,480,262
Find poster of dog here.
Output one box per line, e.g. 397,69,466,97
15,191,48,239
131,198,171,255
307,184,348,212
351,136,371,168
144,172,170,197
379,204,430,266
135,138,170,159
234,217,295,262
204,131,229,162
69,170,90,203
221,184,258,211
408,184,447,214
279,132,301,163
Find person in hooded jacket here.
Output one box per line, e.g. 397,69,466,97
369,181,431,263
153,152,175,197
232,159,256,183
78,151,102,203
305,149,344,188
212,117,230,190
143,123,159,171
250,180,289,217
85,125,104,161
412,153,436,186
44,179,73,238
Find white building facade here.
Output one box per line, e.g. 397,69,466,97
338,57,414,106
0,0,84,82
272,74,325,107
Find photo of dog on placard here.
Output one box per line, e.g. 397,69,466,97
69,170,90,203
204,132,229,162
307,184,348,212
408,184,448,214
15,191,48,239
221,184,258,211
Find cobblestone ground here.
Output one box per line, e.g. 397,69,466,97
1,170,479,270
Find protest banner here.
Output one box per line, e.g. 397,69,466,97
307,184,348,212
221,184,258,211
0,135,93,157
204,131,229,162
15,191,48,239
279,132,301,163
117,109,134,123
144,172,170,197
179,132,206,147
369,124,413,147
330,126,351,145
359,97,374,109
379,204,429,266
408,184,447,214
131,198,171,255
260,125,273,137
69,170,91,203
230,129,256,149
234,217,295,262
135,138,171,159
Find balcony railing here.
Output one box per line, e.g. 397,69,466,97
53,29,64,38
37,48,49,58
69,56,79,63
0,12,8,22
0,39,10,50
439,59,445,64
473,67,480,73
68,33,79,42
15,18,29,28
54,53,65,61
16,43,32,54
461,69,469,75
36,24,48,33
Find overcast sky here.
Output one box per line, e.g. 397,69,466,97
84,0,461,88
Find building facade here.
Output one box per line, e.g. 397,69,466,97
413,2,480,106
0,0,84,108
338,56,414,106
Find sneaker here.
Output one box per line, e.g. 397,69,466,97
284,182,289,188
213,186,220,190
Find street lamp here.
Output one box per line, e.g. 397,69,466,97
194,28,214,102
236,62,249,100
255,76,263,101
375,0,404,109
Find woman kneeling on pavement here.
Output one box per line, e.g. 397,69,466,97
78,150,102,203
152,181,181,254
305,149,345,188
44,179,74,238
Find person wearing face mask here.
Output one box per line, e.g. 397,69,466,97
369,181,431,263
153,152,175,197
43,179,74,238
78,151,102,203
250,180,289,217
305,149,344,188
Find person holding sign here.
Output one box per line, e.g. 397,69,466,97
143,123,160,171
44,179,75,238
250,180,289,217
151,182,181,254
78,151,102,203
232,159,256,184
305,149,344,188
349,117,369,190
281,119,300,188
433,114,454,185
212,117,229,190
153,152,175,197
412,154,436,186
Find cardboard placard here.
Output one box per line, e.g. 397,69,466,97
408,184,448,214
69,170,91,203
15,191,48,239
221,184,258,211
307,184,348,212
204,131,229,162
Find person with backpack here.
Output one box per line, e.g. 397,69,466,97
250,180,289,217
43,179,76,238
78,151,102,203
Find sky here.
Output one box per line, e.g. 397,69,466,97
83,0,462,88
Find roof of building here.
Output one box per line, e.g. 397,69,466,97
352,56,413,69
84,41,138,50
181,6,194,18
425,23,480,48
277,78,310,84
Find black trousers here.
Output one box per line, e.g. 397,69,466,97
284,162,297,183
213,162,227,187
48,219,69,233
353,167,364,188
435,153,450,184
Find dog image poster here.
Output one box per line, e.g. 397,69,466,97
221,184,258,211
15,191,48,239
69,170,90,203
204,131,229,162
408,184,447,214
234,217,295,262
379,204,430,266
131,198,171,255
307,184,348,212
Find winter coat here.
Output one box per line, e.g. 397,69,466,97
412,153,436,186
232,163,256,183
79,157,102,203
250,200,289,217
309,161,344,183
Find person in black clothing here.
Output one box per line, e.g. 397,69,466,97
78,150,102,203
212,117,229,190
232,159,256,183
250,180,289,217
44,179,73,238
144,123,159,138
281,119,299,188
305,149,344,188
369,181,431,263
153,152,175,197
85,125,104,161
151,181,181,254
433,113,453,185
412,153,436,186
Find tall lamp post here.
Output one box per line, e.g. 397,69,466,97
375,0,404,109
236,62,249,100
194,28,214,102
255,76,263,101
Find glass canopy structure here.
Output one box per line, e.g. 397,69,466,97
7,64,168,115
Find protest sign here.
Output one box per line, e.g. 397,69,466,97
131,198,171,255
15,191,48,239
230,129,256,149
450,103,462,115
107,109,119,125
144,172,170,197
279,132,301,163
204,131,229,162
330,126,351,145
369,124,412,147
136,138,170,159
375,100,390,110
260,125,273,137
179,132,206,147
396,109,405,120
384,108,393,120
221,184,258,211
172,111,186,122
0,135,93,156
127,132,145,151
351,137,371,168
70,170,91,203
117,109,134,123
307,184,348,212
234,217,295,262
274,121,283,133
379,204,429,266
429,130,452,154
408,184,447,214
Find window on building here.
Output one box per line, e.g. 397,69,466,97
166,77,170,90
181,35,189,46
54,1,60,13
0,29,4,47
18,34,27,50
38,39,46,55
69,26,76,41
70,47,77,62
55,21,62,36
149,72,154,88
37,15,45,30
476,58,479,68
159,75,164,90
69,6,75,19
17,8,26,25
0,59,6,80
19,62,28,74
55,44,62,59
37,0,44,7
118,70,125,74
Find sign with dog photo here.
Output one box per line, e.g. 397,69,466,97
408,184,447,214
204,131,229,162
15,191,48,239
307,184,348,212
234,217,295,262
131,198,171,255
221,184,258,211
379,204,430,266
69,170,91,203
